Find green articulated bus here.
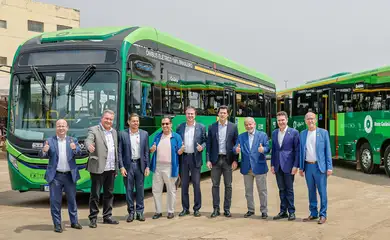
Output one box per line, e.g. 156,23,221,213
277,66,390,177
6,26,277,194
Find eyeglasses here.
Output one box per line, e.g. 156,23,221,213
162,123,170,126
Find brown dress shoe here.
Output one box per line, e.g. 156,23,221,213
303,216,319,222
318,216,326,224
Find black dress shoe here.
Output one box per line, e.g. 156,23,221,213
127,213,134,222
89,219,97,228
261,213,268,219
179,209,190,217
273,212,288,220
103,218,119,224
288,213,296,221
194,210,201,217
71,223,82,229
244,211,254,218
152,213,162,219
224,210,232,217
54,225,63,233
167,213,175,219
210,209,220,218
136,213,145,221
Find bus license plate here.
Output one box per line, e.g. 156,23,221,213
43,185,50,192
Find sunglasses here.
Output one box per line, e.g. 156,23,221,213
162,123,170,126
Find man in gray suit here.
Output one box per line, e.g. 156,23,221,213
85,109,119,228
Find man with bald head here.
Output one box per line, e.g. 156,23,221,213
233,117,270,219
40,119,82,233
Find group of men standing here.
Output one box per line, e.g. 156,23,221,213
41,106,333,233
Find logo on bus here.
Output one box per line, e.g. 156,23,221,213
364,115,373,133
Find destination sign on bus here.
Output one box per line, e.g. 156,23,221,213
145,49,194,69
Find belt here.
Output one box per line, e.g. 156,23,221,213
183,152,194,156
305,161,317,164
131,158,140,162
56,170,71,174
218,154,226,157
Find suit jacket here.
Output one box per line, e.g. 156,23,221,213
85,124,119,174
206,121,238,165
233,130,270,175
118,129,150,172
271,127,300,173
299,127,333,173
176,122,207,168
39,136,82,184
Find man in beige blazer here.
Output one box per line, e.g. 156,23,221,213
85,109,119,228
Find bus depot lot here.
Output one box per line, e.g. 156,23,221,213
0,160,390,240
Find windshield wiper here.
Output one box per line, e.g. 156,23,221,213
68,64,96,96
30,66,50,95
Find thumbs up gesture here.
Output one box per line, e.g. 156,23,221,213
178,142,185,155
43,141,50,152
150,142,157,153
88,143,95,153
236,143,241,154
196,142,203,152
70,138,76,150
258,143,264,153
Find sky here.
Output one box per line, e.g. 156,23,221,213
40,0,390,90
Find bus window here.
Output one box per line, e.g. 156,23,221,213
161,87,183,115
293,93,313,116
204,90,224,115
184,90,205,115
237,93,264,117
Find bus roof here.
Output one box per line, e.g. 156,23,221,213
28,26,275,86
278,65,390,94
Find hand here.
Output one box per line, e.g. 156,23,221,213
207,161,212,170
258,143,264,153
43,141,50,152
150,142,157,153
235,144,241,154
196,142,203,152
70,138,76,150
120,167,127,177
271,166,275,174
178,142,185,155
232,161,238,170
327,170,333,176
145,167,150,176
299,170,304,177
291,167,298,175
88,143,95,153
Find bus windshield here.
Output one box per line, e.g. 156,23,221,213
9,70,119,140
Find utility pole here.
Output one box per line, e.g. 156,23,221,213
284,80,288,89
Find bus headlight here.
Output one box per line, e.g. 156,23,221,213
8,154,18,170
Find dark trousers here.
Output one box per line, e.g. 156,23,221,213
123,160,145,214
275,167,295,214
49,172,78,226
181,153,201,211
211,155,232,211
89,170,115,220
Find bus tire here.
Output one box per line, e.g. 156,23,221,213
383,146,390,178
359,142,379,174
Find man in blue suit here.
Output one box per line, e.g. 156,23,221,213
206,105,238,218
40,119,82,233
118,113,150,222
299,111,333,224
271,111,300,221
233,117,270,219
176,106,206,217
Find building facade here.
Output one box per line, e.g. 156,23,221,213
0,0,80,95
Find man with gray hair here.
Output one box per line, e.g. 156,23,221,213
233,117,270,219
85,109,119,228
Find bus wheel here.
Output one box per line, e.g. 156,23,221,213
383,146,390,177
360,143,379,174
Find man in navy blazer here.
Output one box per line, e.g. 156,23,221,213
39,119,82,233
176,106,206,217
271,111,300,221
233,117,270,219
206,105,238,218
299,111,333,224
118,113,150,222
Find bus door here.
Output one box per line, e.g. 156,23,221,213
318,89,332,131
264,95,272,137
224,88,235,123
